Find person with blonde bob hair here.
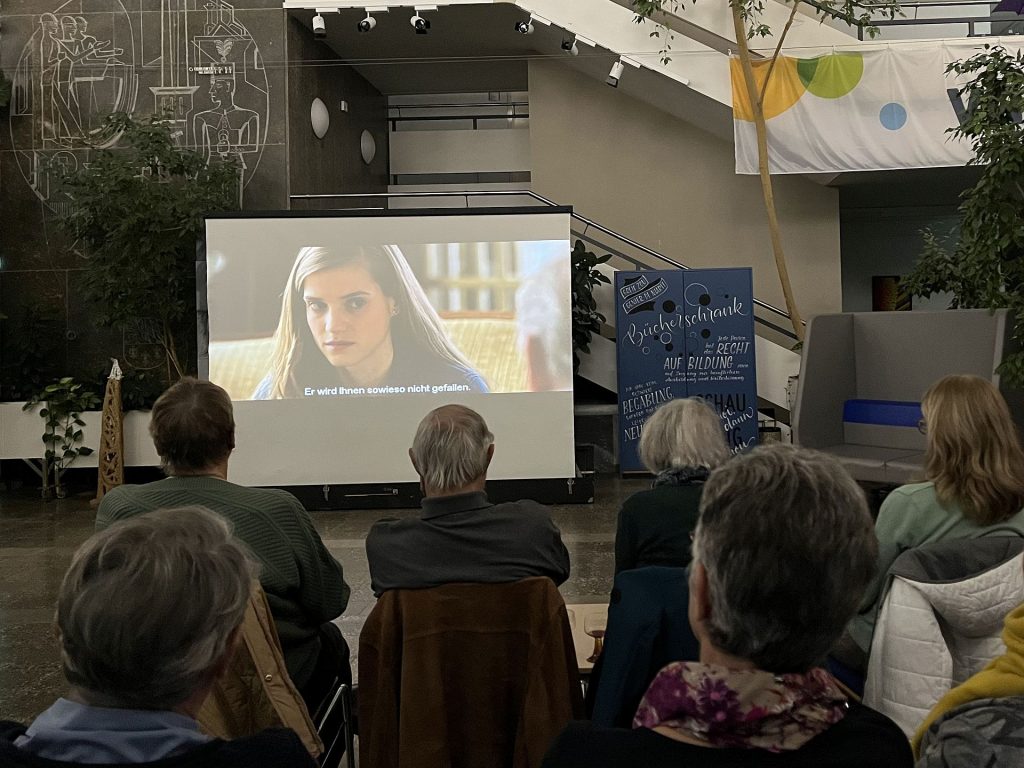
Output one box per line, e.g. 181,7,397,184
614,397,731,574
254,244,487,399
842,374,1024,667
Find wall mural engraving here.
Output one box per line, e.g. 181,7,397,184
9,0,269,212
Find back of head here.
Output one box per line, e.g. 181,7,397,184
639,397,731,474
411,405,494,494
693,444,876,672
58,507,257,710
923,374,1024,525
149,378,235,474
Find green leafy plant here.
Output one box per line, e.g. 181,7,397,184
571,239,612,374
903,46,1024,386
630,0,901,341
23,377,100,499
52,112,240,386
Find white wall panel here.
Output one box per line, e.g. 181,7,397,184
390,128,531,175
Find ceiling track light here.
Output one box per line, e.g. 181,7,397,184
607,56,641,88
357,11,376,32
312,12,327,37
560,36,578,56
607,60,625,88
514,16,535,34
311,7,338,39
411,4,436,34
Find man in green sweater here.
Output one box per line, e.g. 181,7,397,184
96,378,350,711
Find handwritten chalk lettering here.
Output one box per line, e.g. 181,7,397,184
624,314,681,348
716,341,750,354
623,424,644,441
720,406,756,433
619,275,650,299
621,386,673,414
622,281,668,312
696,393,747,413
688,355,733,371
624,299,748,349
684,297,747,328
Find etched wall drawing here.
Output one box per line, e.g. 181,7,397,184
9,0,270,212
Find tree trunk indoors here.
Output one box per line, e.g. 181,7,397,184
729,2,806,342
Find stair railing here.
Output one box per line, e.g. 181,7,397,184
288,190,801,341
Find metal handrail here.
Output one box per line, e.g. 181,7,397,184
287,189,800,337
389,101,530,110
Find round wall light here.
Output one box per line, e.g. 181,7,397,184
310,97,330,139
360,129,376,165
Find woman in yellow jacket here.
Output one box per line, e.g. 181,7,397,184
913,599,1024,766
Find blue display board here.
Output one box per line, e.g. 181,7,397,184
615,268,758,473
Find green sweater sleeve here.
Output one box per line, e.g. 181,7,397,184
95,489,127,531
287,497,350,623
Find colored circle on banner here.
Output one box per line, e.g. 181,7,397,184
731,56,805,121
797,53,864,99
879,102,908,131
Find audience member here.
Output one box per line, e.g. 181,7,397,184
0,507,316,767
365,404,570,596
913,564,1024,766
95,378,350,711
838,375,1024,670
615,398,730,574
543,444,912,768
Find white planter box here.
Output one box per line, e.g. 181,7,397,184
0,403,159,467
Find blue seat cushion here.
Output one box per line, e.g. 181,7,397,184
843,399,923,428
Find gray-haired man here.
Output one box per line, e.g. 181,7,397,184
365,404,571,596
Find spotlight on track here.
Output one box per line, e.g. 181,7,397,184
606,56,641,88
561,36,578,56
607,59,625,88
514,17,534,34
606,59,626,87
312,12,326,38
410,6,435,34
357,12,376,32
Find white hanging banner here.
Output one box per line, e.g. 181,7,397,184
731,41,1018,175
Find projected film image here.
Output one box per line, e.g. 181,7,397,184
207,240,571,401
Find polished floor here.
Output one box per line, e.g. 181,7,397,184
0,476,643,724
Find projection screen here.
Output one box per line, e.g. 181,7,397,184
201,209,576,487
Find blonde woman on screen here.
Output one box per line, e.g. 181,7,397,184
253,245,488,399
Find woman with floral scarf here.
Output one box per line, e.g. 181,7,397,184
544,445,913,768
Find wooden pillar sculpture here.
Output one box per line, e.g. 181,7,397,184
92,359,125,506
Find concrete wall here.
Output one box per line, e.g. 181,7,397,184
527,60,843,320
286,17,389,206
